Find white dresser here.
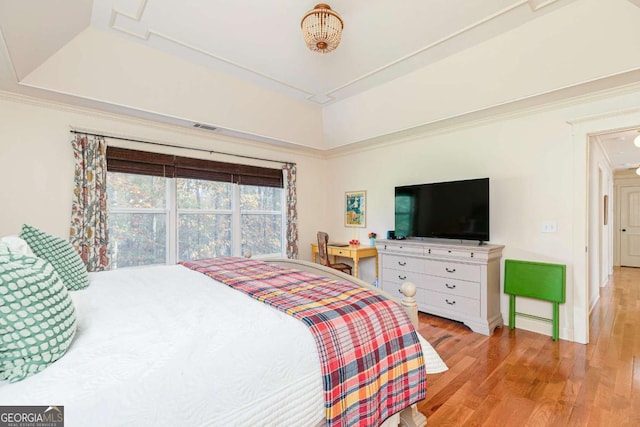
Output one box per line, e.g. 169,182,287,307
376,239,504,335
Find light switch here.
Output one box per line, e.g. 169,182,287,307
542,221,557,233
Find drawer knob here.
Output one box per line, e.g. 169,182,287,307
398,275,407,280
398,261,407,266
445,299,456,305
445,283,456,289
445,267,456,273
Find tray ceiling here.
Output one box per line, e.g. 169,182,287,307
1,0,639,160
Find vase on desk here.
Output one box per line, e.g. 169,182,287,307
369,238,375,246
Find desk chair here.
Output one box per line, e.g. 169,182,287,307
317,232,352,275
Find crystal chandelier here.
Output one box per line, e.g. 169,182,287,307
301,4,344,54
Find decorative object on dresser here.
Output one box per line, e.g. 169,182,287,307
316,231,352,275
376,239,504,335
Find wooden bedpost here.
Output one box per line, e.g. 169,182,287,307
400,282,419,327
399,281,427,427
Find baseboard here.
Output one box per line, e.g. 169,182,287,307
509,315,570,341
589,294,600,314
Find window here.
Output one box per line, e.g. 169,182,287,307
107,173,168,268
106,148,285,269
239,184,283,257
176,178,233,261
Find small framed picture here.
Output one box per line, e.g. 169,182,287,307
345,191,366,228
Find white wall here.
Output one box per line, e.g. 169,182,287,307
588,140,614,312
324,87,640,342
22,27,324,149
0,93,327,259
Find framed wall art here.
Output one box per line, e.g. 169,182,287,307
345,191,366,228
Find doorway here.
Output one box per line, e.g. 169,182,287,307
619,184,640,267
587,139,614,315
575,117,640,344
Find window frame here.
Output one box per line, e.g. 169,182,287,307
106,147,286,267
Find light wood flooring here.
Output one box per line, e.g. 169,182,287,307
416,266,640,426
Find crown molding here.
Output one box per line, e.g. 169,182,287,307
0,89,328,161
3,68,639,161
326,72,640,159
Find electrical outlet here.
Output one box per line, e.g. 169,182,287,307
542,221,557,233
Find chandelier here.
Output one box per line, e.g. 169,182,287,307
301,4,344,54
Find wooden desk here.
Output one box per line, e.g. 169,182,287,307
310,243,378,279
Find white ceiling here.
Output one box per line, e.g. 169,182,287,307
0,0,639,167
88,0,576,105
596,129,640,172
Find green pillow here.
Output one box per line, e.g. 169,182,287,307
20,224,89,291
0,244,77,382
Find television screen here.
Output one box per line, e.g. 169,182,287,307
394,178,489,242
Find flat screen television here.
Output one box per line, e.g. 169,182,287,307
394,178,490,243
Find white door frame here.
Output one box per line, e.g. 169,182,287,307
619,184,640,267
570,106,640,344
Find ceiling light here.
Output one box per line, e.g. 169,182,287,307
301,4,343,54
634,133,640,148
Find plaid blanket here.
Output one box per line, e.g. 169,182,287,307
181,257,426,426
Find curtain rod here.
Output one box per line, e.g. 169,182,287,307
70,130,296,166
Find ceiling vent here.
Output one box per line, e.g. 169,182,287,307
193,123,218,132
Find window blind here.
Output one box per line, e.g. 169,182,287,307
106,147,283,188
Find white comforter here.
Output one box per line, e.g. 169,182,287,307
0,264,446,426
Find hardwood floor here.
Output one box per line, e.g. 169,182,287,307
416,266,640,426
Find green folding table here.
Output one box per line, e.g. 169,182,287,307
504,259,566,341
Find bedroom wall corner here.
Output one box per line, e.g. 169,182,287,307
0,96,75,238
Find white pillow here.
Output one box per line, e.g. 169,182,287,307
68,287,88,329
0,235,35,257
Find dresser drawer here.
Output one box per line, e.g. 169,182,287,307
425,260,480,282
384,282,428,302
422,276,480,300
379,243,424,255
423,290,480,317
382,268,427,285
382,255,425,273
425,247,472,258
329,247,352,257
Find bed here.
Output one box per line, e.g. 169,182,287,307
0,254,447,427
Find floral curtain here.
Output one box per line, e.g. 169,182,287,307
283,163,298,259
69,133,110,271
